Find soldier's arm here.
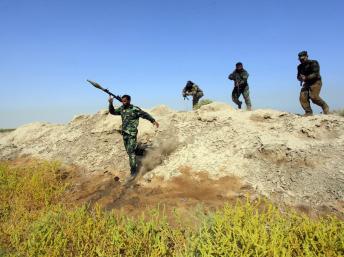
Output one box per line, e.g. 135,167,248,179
137,108,156,123
238,71,249,85
109,103,121,115
306,61,320,81
297,65,303,81
228,72,235,80
242,71,249,81
182,87,187,97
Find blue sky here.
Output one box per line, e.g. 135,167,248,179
1,0,343,128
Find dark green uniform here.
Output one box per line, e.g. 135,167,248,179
182,81,204,108
297,60,329,115
228,69,252,110
109,103,156,175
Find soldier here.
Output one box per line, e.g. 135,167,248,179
182,80,204,109
297,51,329,116
108,95,159,179
228,62,252,110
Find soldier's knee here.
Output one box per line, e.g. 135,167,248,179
310,97,321,104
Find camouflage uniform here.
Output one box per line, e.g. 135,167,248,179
297,59,329,115
109,103,156,175
182,81,204,108
228,69,252,109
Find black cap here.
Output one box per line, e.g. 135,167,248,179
236,62,243,66
298,51,308,57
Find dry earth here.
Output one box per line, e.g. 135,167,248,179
1,102,343,215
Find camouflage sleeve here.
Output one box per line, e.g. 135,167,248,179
182,87,187,97
306,61,320,81
228,72,235,80
242,70,249,81
109,103,121,115
136,108,156,123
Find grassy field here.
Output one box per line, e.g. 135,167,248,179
0,160,343,256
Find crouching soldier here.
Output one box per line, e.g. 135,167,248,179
182,80,204,109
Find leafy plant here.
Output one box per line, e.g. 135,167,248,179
194,99,213,110
1,160,343,256
0,129,15,133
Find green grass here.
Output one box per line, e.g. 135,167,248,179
0,129,15,133
1,160,343,256
194,99,213,110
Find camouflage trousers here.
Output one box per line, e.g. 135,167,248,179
122,133,137,175
232,85,251,109
300,80,329,115
192,92,204,108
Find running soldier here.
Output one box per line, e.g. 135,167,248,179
182,81,204,109
297,51,329,116
108,95,159,179
228,62,252,110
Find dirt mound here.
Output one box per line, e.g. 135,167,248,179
63,165,256,223
1,103,344,212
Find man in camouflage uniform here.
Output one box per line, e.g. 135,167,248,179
228,62,252,110
182,80,204,109
108,95,159,178
297,51,329,116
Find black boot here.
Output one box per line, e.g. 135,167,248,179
130,167,138,177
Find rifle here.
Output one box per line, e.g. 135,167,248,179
235,78,240,96
86,80,122,102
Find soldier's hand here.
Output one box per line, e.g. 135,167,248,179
108,96,114,103
153,121,159,128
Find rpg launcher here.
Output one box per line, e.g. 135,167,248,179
86,80,122,102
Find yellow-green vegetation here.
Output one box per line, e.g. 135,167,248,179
194,99,213,110
1,161,343,256
0,128,15,133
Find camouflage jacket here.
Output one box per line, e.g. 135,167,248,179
297,60,321,85
228,69,249,87
182,84,203,97
109,104,156,136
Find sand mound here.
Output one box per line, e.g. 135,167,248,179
150,105,174,116
1,102,344,211
199,101,233,112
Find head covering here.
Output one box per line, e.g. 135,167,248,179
298,51,308,57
